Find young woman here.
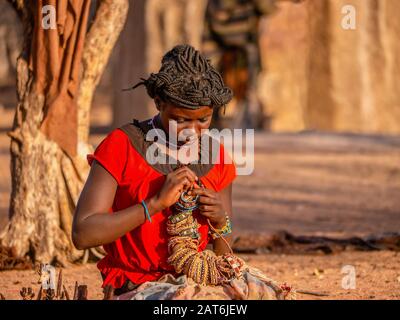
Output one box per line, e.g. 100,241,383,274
72,45,294,300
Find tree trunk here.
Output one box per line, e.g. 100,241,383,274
0,0,129,266
78,0,129,143
305,0,335,130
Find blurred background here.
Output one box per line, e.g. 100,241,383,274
2,0,400,133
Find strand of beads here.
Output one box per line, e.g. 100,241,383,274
166,179,245,286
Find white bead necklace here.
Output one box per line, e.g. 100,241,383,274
150,115,198,149
149,115,180,149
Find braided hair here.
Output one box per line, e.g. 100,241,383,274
125,44,233,110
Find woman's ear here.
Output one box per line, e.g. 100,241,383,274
154,97,162,111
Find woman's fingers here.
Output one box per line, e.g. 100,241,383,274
188,188,216,199
196,209,214,219
198,204,219,212
173,167,197,184
196,209,225,226
176,176,192,191
173,166,197,180
174,171,196,184
198,196,218,205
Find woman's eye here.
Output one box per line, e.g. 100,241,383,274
176,119,185,123
199,118,209,123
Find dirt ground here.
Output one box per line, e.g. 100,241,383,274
0,99,399,300
0,251,399,300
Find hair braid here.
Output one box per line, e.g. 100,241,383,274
125,44,233,109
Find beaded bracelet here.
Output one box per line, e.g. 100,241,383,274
209,214,232,240
141,199,152,223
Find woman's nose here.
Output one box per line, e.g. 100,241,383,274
180,125,199,141
184,122,199,134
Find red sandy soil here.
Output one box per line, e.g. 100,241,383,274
0,251,399,300
0,98,399,300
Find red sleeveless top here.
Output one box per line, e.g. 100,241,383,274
87,125,237,288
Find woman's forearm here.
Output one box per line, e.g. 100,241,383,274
72,197,161,250
213,235,233,256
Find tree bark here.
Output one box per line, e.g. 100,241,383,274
305,0,335,130
0,0,129,265
78,0,129,143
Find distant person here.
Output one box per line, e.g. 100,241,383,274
203,0,302,129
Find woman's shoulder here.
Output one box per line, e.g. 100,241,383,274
105,126,131,142
97,119,151,152
89,127,130,157
86,123,148,184
119,118,152,139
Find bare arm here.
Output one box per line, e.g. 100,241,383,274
189,183,234,256
72,161,197,250
212,184,234,256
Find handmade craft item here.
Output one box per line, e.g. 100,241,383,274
167,179,246,286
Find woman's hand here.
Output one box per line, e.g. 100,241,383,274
150,166,198,212
188,187,226,228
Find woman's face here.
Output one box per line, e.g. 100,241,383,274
155,97,213,145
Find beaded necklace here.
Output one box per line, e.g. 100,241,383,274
167,174,245,286
149,115,202,166
150,115,198,150
150,115,180,149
